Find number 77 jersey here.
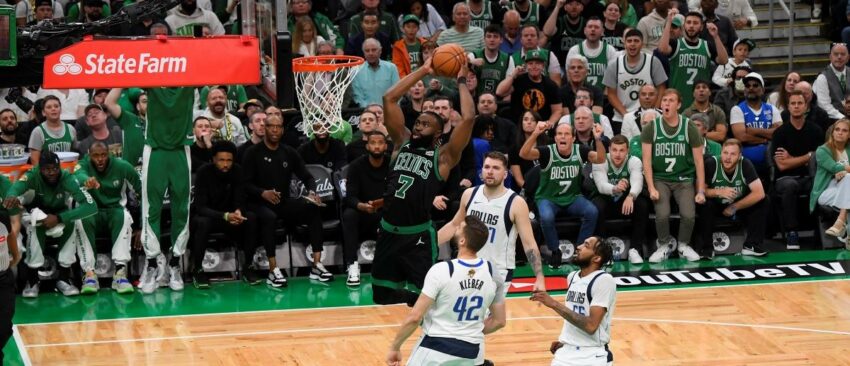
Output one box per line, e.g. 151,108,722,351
421,258,505,345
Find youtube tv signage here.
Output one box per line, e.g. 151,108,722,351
43,35,260,88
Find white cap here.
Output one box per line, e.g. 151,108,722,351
743,72,764,87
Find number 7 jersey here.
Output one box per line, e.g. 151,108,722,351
421,258,506,345
383,141,444,227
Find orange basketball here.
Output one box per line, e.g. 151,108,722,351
432,44,466,77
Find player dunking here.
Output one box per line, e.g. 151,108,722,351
531,236,616,366
386,216,507,365
373,57,476,305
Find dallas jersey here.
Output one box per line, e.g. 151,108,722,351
465,186,519,271
560,270,616,347
612,53,654,122
420,258,506,345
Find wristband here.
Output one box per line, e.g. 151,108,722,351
224,213,229,221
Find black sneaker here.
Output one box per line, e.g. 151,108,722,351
699,250,715,260
192,270,210,289
243,269,263,285
742,245,768,257
548,249,562,269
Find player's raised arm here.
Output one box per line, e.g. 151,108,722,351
104,88,123,119
383,58,434,147
438,61,475,179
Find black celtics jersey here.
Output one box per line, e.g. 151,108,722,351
383,142,444,226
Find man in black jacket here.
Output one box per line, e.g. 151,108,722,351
341,131,389,287
242,115,332,286
190,141,261,288
782,81,831,133
297,122,347,171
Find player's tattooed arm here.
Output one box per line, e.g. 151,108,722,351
530,292,604,334
525,249,543,278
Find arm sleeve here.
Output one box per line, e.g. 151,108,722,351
589,274,616,310
627,156,644,196
290,148,317,192
344,162,362,209
813,75,845,120
58,176,97,223
242,147,265,199
592,161,615,195
192,170,224,219
817,146,846,175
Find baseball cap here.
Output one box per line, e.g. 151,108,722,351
84,103,105,115
524,49,546,63
244,99,263,109
743,72,764,87
671,14,685,28
733,38,757,51
401,14,420,26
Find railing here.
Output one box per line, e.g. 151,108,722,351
768,0,795,72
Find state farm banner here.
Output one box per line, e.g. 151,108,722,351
43,36,260,89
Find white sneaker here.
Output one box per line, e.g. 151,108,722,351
310,263,333,282
22,281,40,298
811,6,821,22
628,248,644,264
168,266,184,291
267,267,288,287
678,243,700,262
139,266,158,294
346,262,361,287
55,279,80,296
649,239,675,263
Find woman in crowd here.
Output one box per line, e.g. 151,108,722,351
767,71,800,113
811,119,850,249
397,0,445,42
510,110,550,190
293,17,324,57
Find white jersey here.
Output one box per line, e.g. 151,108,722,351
559,270,616,347
614,53,654,122
421,258,506,345
465,186,519,271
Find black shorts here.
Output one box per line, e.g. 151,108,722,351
371,226,436,292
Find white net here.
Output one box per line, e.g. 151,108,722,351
293,56,363,136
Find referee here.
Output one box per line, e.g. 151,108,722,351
0,173,21,363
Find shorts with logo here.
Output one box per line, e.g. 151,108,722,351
552,344,613,366
371,219,436,293
407,335,479,366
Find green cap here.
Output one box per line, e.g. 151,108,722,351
524,49,546,62
671,14,684,28
402,14,420,26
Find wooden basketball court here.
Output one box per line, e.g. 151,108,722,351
14,280,850,365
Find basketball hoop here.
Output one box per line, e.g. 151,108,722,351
292,55,365,136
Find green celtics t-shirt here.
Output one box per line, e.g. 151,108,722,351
407,41,422,72
74,155,142,209
640,115,702,182
535,144,589,206
708,156,750,205
144,87,195,150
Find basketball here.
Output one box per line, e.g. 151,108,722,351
432,44,467,77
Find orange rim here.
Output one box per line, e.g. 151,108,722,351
292,55,365,72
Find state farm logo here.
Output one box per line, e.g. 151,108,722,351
52,54,83,75
52,53,188,76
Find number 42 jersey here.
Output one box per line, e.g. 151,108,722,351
421,258,506,345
